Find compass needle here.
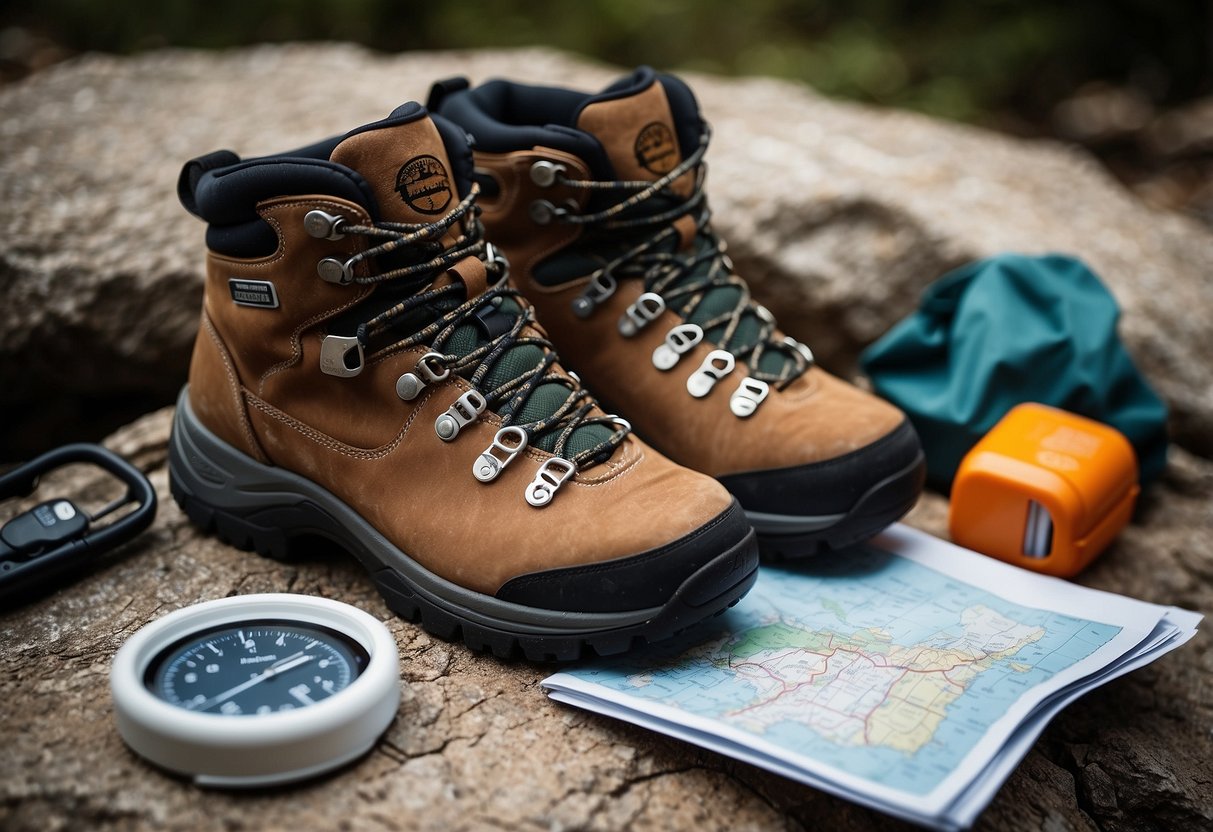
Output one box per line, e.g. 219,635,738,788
187,653,316,712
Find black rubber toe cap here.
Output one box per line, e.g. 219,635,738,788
718,419,924,517
495,499,755,613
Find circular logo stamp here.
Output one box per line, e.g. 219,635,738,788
634,121,678,174
395,155,452,215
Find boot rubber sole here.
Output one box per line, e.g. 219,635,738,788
168,388,758,662
746,452,926,560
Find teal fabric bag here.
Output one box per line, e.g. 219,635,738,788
860,253,1168,489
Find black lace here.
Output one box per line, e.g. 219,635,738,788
334,184,629,468
545,128,813,389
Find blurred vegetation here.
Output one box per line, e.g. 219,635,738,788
3,1,1211,219
2,0,1209,127
0,2,1208,457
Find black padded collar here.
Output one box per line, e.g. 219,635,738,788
431,67,706,180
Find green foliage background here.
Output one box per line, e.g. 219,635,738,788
5,0,1210,124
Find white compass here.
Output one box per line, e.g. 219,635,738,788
110,593,400,787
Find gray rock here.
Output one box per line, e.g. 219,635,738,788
0,45,1210,461
1,408,1209,832
699,78,1213,459
1,45,1211,831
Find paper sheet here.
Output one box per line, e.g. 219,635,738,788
542,525,1201,830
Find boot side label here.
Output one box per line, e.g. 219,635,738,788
228,279,280,309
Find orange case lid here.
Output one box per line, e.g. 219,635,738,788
948,403,1140,578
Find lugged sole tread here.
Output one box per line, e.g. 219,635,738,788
170,475,757,663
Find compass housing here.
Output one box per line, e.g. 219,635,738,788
110,593,399,787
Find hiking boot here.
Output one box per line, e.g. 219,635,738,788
169,103,758,660
431,69,926,557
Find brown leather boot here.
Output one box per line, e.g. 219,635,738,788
432,70,926,557
168,103,758,660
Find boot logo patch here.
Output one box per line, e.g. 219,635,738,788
228,278,279,309
396,154,452,215
634,122,677,174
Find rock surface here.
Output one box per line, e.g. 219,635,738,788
1,45,1211,832
1,409,1210,832
1,45,1211,461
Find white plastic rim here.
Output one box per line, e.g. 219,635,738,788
110,593,400,788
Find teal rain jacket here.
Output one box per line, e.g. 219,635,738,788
860,254,1168,489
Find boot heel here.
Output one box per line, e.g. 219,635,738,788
169,476,294,561
169,387,305,562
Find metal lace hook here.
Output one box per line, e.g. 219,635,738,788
396,352,451,401
524,458,576,507
473,426,529,483
570,273,618,319
686,350,736,398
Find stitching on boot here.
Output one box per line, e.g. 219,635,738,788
571,451,645,487
254,199,374,393
244,383,439,460
488,153,586,279
570,444,644,486
202,311,270,464
206,197,372,394
208,214,288,269
778,368,820,402
259,290,367,396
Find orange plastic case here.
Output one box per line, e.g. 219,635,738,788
948,403,1140,578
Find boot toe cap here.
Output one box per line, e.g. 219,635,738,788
719,418,926,526
494,498,756,614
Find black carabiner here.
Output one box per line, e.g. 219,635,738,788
0,443,157,608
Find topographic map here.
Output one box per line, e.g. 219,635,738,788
544,526,1198,828
554,543,1121,796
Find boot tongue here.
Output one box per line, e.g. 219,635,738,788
334,105,617,461
330,103,468,225
577,72,796,378
575,67,693,184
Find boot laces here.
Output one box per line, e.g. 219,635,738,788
545,128,813,389
334,184,629,470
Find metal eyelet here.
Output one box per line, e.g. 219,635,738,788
652,323,704,370
729,377,769,418
395,352,450,401
529,200,558,225
607,415,632,433
570,273,618,319
530,198,577,225
473,426,529,483
782,335,815,367
319,335,364,378
303,209,346,241
524,458,576,507
618,292,666,337
484,242,510,286
434,390,487,442
686,350,736,398
529,160,566,188
317,256,355,285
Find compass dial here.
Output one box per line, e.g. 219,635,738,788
143,620,370,716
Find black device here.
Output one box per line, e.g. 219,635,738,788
0,443,157,607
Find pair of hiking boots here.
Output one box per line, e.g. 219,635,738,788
169,67,926,661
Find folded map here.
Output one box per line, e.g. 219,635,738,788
542,524,1201,830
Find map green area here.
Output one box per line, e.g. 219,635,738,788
562,545,1122,797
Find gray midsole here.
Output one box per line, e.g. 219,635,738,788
170,388,664,634
744,509,845,534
